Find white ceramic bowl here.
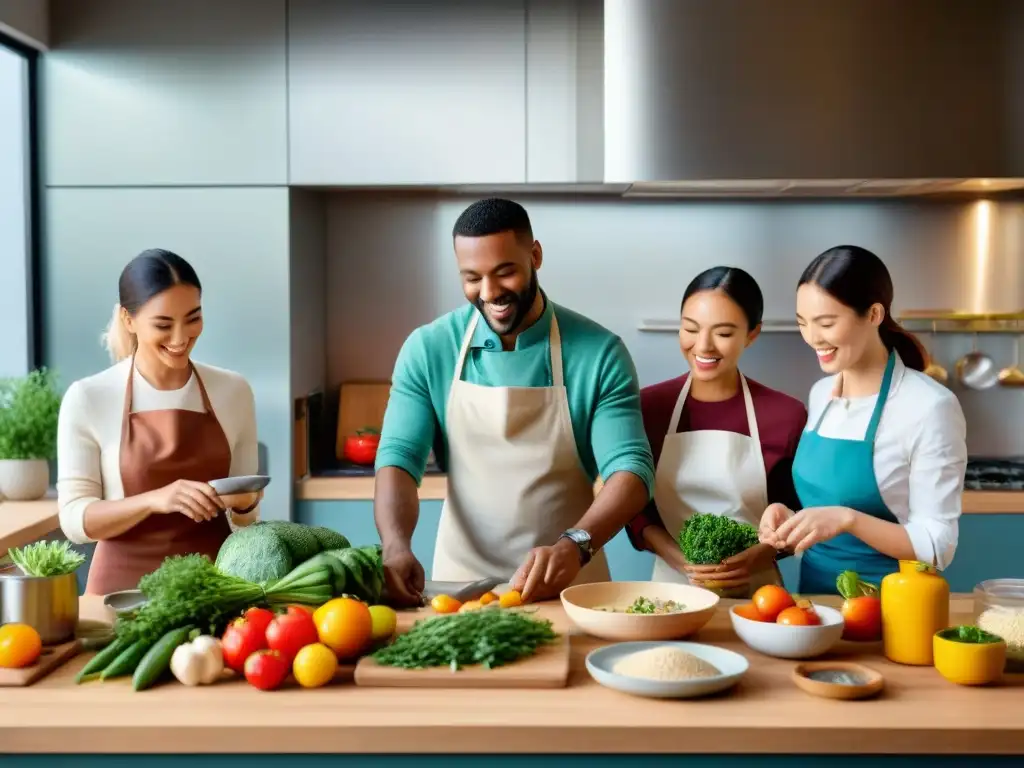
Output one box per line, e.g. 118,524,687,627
585,641,749,699
560,581,720,641
729,603,845,659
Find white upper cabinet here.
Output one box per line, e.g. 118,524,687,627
43,0,288,187
288,0,527,186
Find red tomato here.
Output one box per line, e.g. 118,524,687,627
286,605,314,618
221,618,268,673
266,610,320,662
841,595,882,642
244,649,290,691
243,607,275,636
752,585,795,622
776,600,822,626
343,428,380,465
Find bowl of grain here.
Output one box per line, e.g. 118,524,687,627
729,603,845,660
560,581,720,641
585,641,748,699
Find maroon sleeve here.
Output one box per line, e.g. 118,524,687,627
624,375,687,551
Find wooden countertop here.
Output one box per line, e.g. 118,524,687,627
1,594,1022,755
0,498,59,556
297,475,1024,513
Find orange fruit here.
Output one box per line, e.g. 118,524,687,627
0,623,42,668
752,585,795,622
733,602,765,622
478,592,498,605
430,594,462,614
313,598,373,660
498,590,523,608
458,600,482,613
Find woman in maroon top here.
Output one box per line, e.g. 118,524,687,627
627,267,808,597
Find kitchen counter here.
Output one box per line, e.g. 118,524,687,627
1,594,1022,758
0,498,59,556
297,475,1024,512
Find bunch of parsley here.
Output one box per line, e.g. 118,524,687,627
677,513,760,565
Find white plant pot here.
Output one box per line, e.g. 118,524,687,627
0,459,50,501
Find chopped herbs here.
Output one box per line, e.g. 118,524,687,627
938,625,1004,645
371,607,558,671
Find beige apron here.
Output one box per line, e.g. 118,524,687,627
432,311,610,584
650,373,781,597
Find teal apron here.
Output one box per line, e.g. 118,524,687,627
791,351,900,595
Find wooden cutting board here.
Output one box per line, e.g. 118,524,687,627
0,639,81,687
353,633,572,689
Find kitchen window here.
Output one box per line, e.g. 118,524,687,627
0,34,39,377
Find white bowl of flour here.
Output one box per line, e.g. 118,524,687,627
585,641,749,699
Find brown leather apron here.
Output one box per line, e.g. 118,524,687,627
85,356,233,595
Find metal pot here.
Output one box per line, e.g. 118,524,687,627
0,568,79,645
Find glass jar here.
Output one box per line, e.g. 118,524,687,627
973,578,1024,673
881,560,950,665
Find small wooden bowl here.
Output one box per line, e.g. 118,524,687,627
791,661,884,700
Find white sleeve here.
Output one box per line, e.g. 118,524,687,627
227,378,261,527
55,382,101,545
902,395,968,570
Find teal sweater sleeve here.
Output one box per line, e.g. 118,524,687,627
588,336,656,497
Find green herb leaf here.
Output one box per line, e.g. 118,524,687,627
836,570,879,600
7,541,86,577
677,513,759,565
0,368,62,461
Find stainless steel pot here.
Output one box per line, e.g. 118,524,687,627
0,568,79,645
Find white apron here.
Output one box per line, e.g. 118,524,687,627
650,373,781,595
432,310,610,585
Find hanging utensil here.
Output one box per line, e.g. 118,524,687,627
998,335,1024,387
956,333,999,390
923,321,949,384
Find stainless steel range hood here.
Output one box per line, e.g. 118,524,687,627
604,0,1024,196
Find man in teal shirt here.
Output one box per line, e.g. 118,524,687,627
374,198,655,605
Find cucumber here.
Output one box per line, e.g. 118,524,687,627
132,625,192,692
99,637,151,680
76,636,130,683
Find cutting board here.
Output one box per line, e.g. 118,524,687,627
353,633,571,689
0,639,81,687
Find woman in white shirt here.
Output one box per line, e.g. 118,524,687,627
57,249,262,595
759,245,967,594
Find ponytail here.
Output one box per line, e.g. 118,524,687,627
879,315,926,372
100,303,137,362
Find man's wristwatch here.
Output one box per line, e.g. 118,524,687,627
557,528,594,566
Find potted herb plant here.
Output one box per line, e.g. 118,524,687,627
0,368,62,501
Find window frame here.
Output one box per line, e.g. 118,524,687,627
0,30,42,373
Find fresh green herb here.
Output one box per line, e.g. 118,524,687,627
678,513,759,565
0,368,62,461
621,597,686,615
836,570,879,600
371,607,558,671
3,540,86,577
939,625,1004,644
114,554,334,645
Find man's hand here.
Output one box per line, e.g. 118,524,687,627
774,506,856,554
684,542,777,590
381,546,425,608
509,538,582,603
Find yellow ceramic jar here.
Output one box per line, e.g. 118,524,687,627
881,560,950,665
933,627,1007,685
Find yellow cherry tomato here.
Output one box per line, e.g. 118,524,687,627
292,643,338,688
458,600,482,613
431,594,462,614
368,605,398,641
0,624,42,669
499,590,523,608
478,591,498,605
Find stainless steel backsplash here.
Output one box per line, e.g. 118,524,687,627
324,193,1024,458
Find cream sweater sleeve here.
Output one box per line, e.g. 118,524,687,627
56,381,105,545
